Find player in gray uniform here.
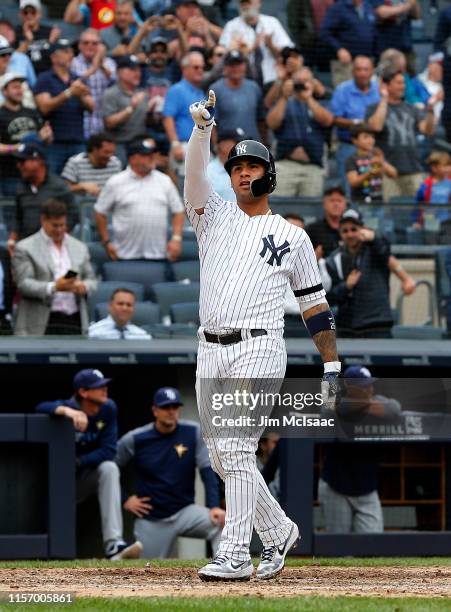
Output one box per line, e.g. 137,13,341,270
184,91,341,581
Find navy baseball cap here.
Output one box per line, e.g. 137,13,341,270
224,50,246,65
73,369,112,390
150,37,169,50
116,54,141,70
217,127,246,143
339,208,364,226
153,387,183,407
344,366,377,386
49,39,72,54
14,142,46,160
126,138,157,157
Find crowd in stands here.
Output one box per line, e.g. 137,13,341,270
0,0,451,339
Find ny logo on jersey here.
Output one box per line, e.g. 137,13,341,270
236,143,247,155
259,234,290,266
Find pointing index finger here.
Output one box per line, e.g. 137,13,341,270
207,89,216,107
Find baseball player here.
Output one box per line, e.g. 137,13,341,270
184,90,341,581
115,386,224,558
36,369,142,560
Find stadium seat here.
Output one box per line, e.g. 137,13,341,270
102,261,171,299
179,241,199,261
152,281,200,320
87,242,110,276
172,260,200,282
170,302,200,325
88,281,144,322
95,301,161,325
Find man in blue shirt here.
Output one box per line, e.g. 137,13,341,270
36,369,142,560
34,39,95,175
162,51,205,178
210,50,265,142
320,0,376,87
116,386,224,558
330,55,380,194
266,66,334,197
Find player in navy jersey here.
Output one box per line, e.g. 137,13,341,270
115,387,224,558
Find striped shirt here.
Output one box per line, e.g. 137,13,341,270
71,53,117,138
184,127,325,332
62,152,122,190
88,315,151,339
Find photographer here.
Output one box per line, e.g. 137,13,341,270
100,0,138,57
266,66,333,197
264,47,326,109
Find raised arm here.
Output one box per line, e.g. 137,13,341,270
184,89,216,215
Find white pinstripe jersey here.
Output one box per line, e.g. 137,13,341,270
185,191,325,332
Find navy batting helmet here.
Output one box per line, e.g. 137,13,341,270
224,139,277,197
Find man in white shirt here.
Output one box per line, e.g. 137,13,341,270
94,138,185,261
219,0,293,88
89,287,151,339
13,198,97,335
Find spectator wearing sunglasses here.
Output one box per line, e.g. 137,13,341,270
71,28,116,138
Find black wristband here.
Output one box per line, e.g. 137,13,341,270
305,310,336,336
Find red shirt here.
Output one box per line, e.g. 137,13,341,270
90,0,116,30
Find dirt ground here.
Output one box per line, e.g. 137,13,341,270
1,566,451,599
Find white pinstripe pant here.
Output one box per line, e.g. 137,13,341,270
196,332,292,561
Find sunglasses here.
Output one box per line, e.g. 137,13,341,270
22,7,37,15
214,52,225,57
190,65,204,70
81,40,99,45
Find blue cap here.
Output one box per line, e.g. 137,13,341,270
73,369,112,390
153,387,183,407
14,142,46,160
344,365,377,386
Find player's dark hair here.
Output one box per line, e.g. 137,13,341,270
41,199,67,219
87,132,115,152
381,68,403,84
110,288,136,301
283,213,304,224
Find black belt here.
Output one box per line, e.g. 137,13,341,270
204,329,267,345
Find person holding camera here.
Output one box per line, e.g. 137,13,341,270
100,0,138,56
12,198,97,335
266,66,333,197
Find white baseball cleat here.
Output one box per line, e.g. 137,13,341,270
256,522,300,580
198,555,254,581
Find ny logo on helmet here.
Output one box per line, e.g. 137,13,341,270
236,143,247,155
260,235,290,266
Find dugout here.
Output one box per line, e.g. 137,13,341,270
1,336,451,558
